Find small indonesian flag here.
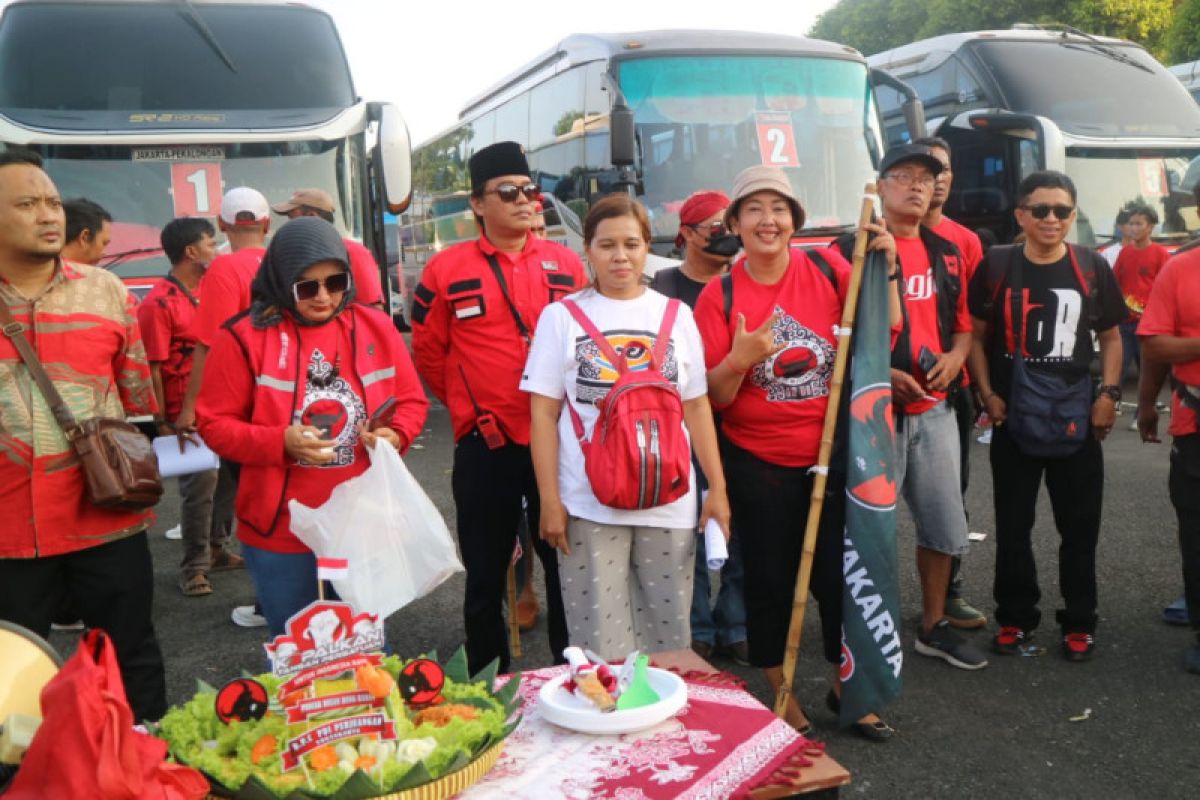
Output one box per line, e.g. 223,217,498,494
317,557,349,581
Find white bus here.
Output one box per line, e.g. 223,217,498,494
870,25,1200,246
0,0,411,305
399,29,923,298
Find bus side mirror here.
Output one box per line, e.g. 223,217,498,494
611,100,636,167
371,102,413,214
870,68,927,141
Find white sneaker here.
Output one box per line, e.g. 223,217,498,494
1128,419,1139,432
164,524,182,540
976,428,993,445
230,605,266,628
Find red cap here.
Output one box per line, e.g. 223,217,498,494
675,190,731,247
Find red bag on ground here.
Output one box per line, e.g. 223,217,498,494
5,630,208,800
562,297,691,510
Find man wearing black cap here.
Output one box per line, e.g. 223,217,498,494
836,144,987,671
410,141,584,674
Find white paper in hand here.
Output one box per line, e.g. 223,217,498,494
152,435,219,478
704,518,728,570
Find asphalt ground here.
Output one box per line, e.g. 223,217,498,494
47,392,1198,799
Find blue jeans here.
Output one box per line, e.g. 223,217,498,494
1119,320,1140,383
242,544,339,638
690,524,747,646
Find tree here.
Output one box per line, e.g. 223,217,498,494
807,0,1172,58
1165,0,1200,64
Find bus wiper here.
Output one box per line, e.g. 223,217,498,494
176,0,237,73
1047,25,1152,74
100,247,163,269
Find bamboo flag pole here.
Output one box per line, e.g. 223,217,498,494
774,185,878,719
506,562,523,658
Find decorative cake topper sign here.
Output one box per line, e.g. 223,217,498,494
264,600,385,678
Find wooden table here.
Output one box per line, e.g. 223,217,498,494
652,648,851,799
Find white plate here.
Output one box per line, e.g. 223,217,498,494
537,668,687,734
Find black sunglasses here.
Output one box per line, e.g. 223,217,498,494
292,272,350,302
1022,203,1075,221
487,182,540,203
688,221,726,238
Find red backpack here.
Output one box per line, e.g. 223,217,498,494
562,298,691,510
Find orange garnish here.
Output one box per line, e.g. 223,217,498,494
354,664,396,699
250,734,277,765
354,755,377,770
309,744,338,772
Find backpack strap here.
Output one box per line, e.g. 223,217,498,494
721,271,734,323
805,248,839,294
650,298,681,372
1066,244,1101,328
562,298,625,373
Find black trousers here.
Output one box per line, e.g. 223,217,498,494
452,431,568,675
989,424,1103,634
722,439,844,668
1169,434,1200,635
0,532,167,721
948,388,978,599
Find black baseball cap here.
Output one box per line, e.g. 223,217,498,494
879,143,944,177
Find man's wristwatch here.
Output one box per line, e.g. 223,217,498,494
1097,384,1122,403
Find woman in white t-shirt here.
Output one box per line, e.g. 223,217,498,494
521,194,730,659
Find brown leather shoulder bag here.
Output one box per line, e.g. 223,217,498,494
0,299,162,510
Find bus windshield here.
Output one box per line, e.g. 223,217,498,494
618,54,879,239
33,139,364,285
971,40,1200,138
0,2,354,129
1066,147,1200,246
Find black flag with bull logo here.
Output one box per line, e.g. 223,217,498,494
839,249,902,726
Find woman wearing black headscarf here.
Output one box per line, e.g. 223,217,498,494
198,217,428,635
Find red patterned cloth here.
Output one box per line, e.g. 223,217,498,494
465,664,818,800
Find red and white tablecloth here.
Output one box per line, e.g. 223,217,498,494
462,665,818,800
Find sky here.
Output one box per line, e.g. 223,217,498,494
311,0,840,144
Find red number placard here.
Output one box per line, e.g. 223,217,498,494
755,112,800,168
170,163,223,217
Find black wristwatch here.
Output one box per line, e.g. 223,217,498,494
1097,384,1121,403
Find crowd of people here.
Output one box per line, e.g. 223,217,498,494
0,132,1196,739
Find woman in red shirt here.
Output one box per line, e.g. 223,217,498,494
198,217,428,636
694,166,900,740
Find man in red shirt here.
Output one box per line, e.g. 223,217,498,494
411,141,585,675
916,136,988,630
138,217,242,598
838,144,987,671
0,149,166,720
1113,203,1169,388
60,197,112,265
177,186,270,627
1137,246,1200,674
270,187,385,311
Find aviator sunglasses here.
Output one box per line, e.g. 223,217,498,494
688,221,727,238
1022,203,1075,221
487,182,540,203
292,271,351,302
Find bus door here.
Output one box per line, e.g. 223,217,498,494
940,111,1054,244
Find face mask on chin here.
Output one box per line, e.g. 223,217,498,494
701,233,741,258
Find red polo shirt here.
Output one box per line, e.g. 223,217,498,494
191,247,265,347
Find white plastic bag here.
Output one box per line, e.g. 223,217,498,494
289,439,463,619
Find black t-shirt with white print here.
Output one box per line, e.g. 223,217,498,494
967,246,1125,402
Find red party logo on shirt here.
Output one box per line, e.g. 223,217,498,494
847,383,897,512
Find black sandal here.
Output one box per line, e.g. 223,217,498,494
825,689,895,743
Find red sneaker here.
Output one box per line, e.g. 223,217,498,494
1061,632,1095,662
992,626,1031,655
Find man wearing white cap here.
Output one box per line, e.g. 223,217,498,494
271,188,385,311
175,186,271,626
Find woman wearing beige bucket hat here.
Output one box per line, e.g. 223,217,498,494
694,165,901,740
